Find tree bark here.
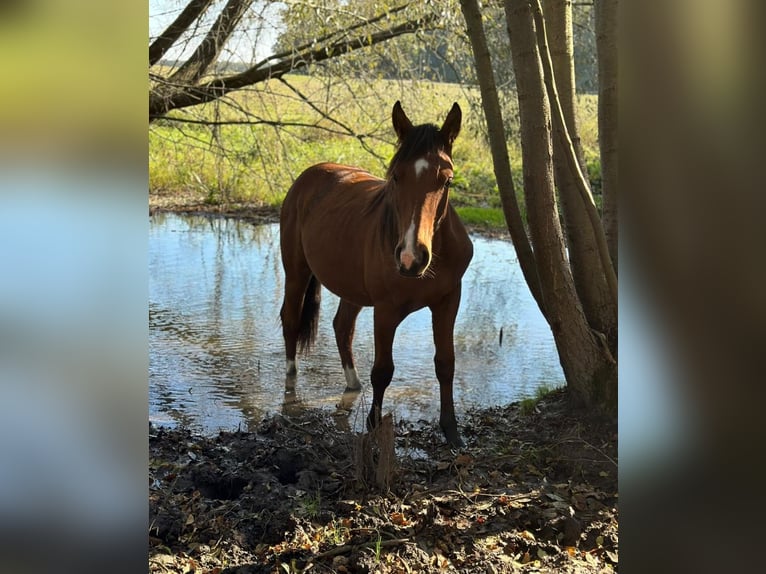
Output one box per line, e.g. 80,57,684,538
458,0,544,312
595,0,618,268
504,0,616,410
539,0,617,346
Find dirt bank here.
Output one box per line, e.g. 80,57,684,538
149,388,617,573
148,191,510,239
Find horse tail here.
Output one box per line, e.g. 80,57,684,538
297,274,321,354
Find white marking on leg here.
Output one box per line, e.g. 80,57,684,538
344,366,361,390
399,216,417,268
286,359,296,376
414,157,430,178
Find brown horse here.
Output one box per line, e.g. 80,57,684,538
279,101,473,446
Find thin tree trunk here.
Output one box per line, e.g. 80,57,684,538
595,0,618,268
169,0,253,85
149,0,215,66
540,0,617,346
458,0,545,313
504,0,616,410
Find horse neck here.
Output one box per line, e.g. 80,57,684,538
374,180,398,252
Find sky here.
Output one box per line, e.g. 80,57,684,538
149,0,282,64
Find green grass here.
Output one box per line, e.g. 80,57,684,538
519,384,556,416
150,74,599,230
299,490,321,519
456,206,507,230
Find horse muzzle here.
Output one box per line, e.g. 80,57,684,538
395,242,430,277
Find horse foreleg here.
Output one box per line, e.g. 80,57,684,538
333,299,363,391
431,285,463,447
367,306,403,430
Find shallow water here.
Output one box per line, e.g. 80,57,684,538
149,213,564,434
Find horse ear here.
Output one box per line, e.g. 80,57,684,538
392,101,413,142
440,102,462,146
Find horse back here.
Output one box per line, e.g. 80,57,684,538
280,162,383,251
282,163,383,215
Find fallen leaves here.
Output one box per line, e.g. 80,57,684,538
390,511,412,527
149,389,617,573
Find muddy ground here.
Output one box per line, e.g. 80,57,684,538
149,388,617,573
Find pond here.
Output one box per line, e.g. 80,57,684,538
149,213,564,435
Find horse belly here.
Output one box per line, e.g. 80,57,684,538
302,230,373,307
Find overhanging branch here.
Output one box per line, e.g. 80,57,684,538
150,12,438,120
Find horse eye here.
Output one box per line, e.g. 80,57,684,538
444,178,453,190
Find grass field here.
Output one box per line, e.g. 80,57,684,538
149,74,599,228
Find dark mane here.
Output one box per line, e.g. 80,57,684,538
386,124,446,179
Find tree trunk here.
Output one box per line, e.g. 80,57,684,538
540,0,617,348
504,0,616,410
458,0,544,312
595,0,618,268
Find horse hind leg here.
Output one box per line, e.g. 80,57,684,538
280,263,318,388
333,299,362,391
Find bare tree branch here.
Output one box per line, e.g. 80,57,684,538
149,0,216,66
150,11,438,120
278,77,389,164
253,3,412,72
154,115,379,140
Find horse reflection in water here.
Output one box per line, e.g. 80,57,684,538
279,101,473,446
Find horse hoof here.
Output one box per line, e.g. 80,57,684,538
447,435,464,448
442,426,464,448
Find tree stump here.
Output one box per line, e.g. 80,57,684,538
354,413,396,490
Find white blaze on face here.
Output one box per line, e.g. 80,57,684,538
414,157,430,178
399,215,417,269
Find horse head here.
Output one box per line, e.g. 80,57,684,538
387,101,462,278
